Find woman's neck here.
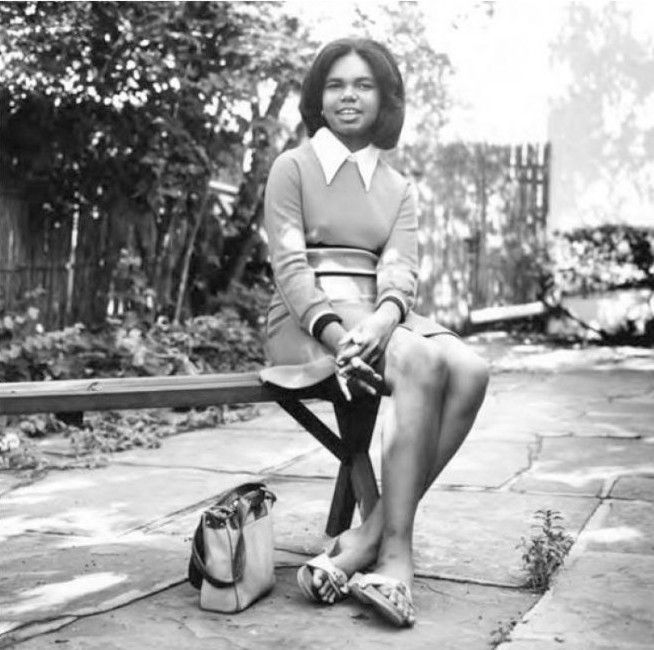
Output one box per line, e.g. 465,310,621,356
332,130,372,153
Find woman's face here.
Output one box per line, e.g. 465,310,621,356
321,51,380,151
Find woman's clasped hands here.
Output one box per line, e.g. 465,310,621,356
334,310,397,401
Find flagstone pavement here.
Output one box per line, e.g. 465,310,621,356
1,336,653,649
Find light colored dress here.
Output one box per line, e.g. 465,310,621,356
261,128,453,388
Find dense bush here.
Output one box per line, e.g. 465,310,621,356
0,305,266,383
546,225,654,297
540,226,654,344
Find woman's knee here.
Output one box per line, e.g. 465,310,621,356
450,345,490,400
385,331,449,390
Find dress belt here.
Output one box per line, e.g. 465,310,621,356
306,247,377,277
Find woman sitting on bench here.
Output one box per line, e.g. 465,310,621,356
261,37,489,628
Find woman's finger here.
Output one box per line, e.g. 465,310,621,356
350,356,383,383
352,377,377,396
336,342,362,367
336,371,352,401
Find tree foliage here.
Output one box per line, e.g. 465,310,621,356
0,1,315,321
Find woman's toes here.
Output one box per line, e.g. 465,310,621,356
312,569,325,590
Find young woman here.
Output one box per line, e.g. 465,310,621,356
261,38,489,627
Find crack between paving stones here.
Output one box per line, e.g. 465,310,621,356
258,446,325,475
417,573,524,591
498,435,544,491
0,616,77,649
0,579,188,648
21,528,88,538
488,596,544,650
420,579,525,601
110,460,265,475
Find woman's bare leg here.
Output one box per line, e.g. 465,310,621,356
312,332,488,604
370,331,488,617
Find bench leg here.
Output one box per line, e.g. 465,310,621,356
326,395,381,537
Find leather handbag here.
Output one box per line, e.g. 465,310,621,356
188,482,276,613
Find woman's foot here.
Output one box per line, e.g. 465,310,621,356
349,539,415,625
369,555,415,624
301,525,380,604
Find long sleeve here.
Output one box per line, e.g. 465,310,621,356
264,152,338,334
375,181,419,316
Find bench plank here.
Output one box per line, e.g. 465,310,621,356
0,373,329,416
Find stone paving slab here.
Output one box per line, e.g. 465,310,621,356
489,347,654,375
413,488,593,586
266,478,595,586
581,499,654,555
511,436,654,496
276,437,532,490
504,552,654,649
226,401,339,433
611,475,654,501
0,471,28,497
1,467,257,539
497,640,653,650
0,534,187,637
10,568,538,650
472,388,581,441
114,425,323,473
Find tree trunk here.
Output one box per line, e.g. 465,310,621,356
227,200,264,286
173,187,210,324
222,81,292,290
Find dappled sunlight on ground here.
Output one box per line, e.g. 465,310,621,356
0,516,34,542
1,507,140,540
581,525,643,546
3,475,98,502
468,332,654,373
3,573,128,616
532,465,654,488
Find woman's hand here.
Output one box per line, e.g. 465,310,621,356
334,302,401,399
317,322,374,399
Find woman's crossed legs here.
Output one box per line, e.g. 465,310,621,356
308,328,489,619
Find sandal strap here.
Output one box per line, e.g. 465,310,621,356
306,554,349,593
354,573,412,602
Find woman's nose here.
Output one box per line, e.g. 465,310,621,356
341,85,356,100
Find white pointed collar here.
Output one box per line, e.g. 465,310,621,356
310,127,380,192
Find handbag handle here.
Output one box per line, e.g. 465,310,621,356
190,483,275,588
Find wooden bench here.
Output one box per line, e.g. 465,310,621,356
0,372,381,536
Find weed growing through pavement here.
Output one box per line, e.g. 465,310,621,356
519,509,574,592
490,617,518,646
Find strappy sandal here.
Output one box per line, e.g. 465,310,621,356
349,572,415,627
297,553,349,604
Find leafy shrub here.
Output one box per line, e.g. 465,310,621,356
535,226,654,344
0,430,45,470
207,282,273,329
545,226,654,297
0,308,266,382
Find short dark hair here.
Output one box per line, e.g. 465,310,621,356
299,38,405,150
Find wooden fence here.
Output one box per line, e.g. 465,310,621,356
0,189,70,329
0,142,550,332
414,142,550,329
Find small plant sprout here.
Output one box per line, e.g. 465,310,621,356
519,508,574,593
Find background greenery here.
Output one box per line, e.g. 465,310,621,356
0,1,652,383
